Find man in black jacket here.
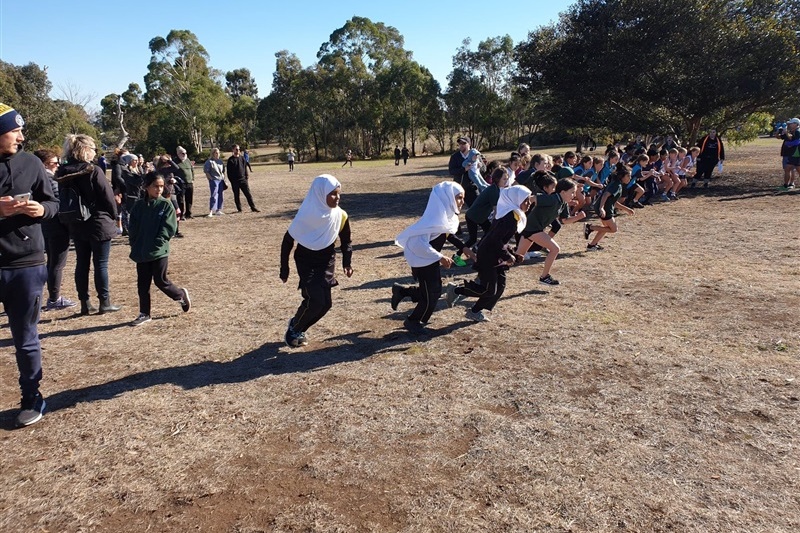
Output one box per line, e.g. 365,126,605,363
0,104,59,427
226,145,260,213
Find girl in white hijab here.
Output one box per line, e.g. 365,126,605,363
391,181,476,331
445,185,531,322
280,175,353,347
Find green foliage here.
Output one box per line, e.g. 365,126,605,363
515,0,800,144
0,61,71,149
725,112,774,145
144,29,230,153
225,68,258,100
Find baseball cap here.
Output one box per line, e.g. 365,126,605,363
457,136,470,145
788,118,800,126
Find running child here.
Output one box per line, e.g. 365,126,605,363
453,166,510,264
280,175,353,347
515,177,586,286
127,172,191,326
392,181,475,331
445,185,531,322
584,163,636,250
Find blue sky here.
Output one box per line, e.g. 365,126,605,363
0,0,572,111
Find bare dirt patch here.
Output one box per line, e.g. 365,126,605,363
1,140,798,532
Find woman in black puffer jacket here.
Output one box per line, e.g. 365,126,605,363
55,134,121,315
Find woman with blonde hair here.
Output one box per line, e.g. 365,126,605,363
55,134,121,314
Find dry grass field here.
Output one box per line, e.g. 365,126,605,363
1,139,798,532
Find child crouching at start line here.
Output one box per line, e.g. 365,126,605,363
446,185,531,322
127,172,191,326
392,181,476,332
280,175,353,347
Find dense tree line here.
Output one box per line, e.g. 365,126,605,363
2,2,798,159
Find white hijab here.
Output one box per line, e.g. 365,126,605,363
495,185,531,233
287,174,344,250
395,181,464,267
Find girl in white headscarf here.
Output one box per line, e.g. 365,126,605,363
391,181,476,331
280,175,353,347
445,184,531,322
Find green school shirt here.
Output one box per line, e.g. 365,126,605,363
525,192,569,234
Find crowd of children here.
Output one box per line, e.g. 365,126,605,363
373,134,733,332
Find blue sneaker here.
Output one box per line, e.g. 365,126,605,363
16,393,46,427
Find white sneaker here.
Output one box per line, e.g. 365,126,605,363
207,212,215,218
524,251,543,260
465,309,490,322
215,210,225,216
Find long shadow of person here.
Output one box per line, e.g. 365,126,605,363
0,325,463,430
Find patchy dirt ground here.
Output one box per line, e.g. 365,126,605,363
0,139,798,532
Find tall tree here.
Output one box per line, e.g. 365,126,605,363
225,68,258,100
446,36,517,149
144,30,229,153
317,16,412,156
515,0,800,144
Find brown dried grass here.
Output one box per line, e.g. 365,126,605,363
0,139,798,532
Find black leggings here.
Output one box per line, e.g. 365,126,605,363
44,231,70,301
399,262,442,324
293,279,333,332
136,257,183,315
456,264,507,312
695,159,717,181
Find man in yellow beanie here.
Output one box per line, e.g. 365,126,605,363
0,103,59,427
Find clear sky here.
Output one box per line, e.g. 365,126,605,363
0,0,572,111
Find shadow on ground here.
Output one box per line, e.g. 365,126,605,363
0,319,478,430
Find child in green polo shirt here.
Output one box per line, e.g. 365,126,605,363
515,177,586,286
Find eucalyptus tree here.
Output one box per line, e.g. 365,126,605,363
144,30,230,154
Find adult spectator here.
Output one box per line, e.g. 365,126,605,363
448,136,479,208
226,145,259,213
0,103,59,426
693,128,725,188
287,149,295,172
33,149,76,311
401,146,409,165
175,146,194,219
204,148,226,216
394,145,401,166
120,153,145,235
56,134,121,315
109,149,127,235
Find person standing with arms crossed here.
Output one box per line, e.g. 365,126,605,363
0,104,59,427
226,145,260,213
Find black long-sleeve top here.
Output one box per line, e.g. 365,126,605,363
280,217,353,287
476,211,518,270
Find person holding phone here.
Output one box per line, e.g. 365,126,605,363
0,103,59,427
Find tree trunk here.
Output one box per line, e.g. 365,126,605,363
116,96,129,150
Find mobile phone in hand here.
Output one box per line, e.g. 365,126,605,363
14,192,31,202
